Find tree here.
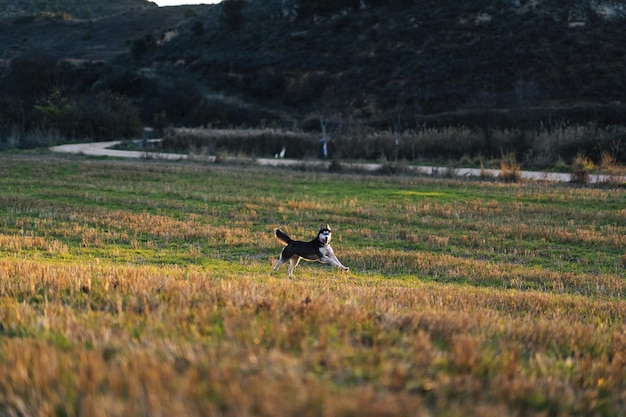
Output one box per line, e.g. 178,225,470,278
221,0,244,31
191,21,204,36
3,53,61,99
130,34,156,60
34,91,142,140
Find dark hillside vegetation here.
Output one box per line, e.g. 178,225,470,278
0,0,625,164
0,0,156,19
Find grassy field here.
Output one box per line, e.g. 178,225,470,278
0,153,625,417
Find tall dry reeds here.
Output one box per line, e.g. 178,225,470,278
498,153,521,182
597,150,626,186
163,124,626,171
162,128,318,159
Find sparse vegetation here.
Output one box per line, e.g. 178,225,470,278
161,125,626,173
0,154,624,416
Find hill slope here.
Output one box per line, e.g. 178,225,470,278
1,0,626,129
0,0,156,19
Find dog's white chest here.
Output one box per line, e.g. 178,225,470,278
319,245,333,256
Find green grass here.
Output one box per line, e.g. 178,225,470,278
0,153,625,416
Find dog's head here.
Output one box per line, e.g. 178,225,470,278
318,224,332,245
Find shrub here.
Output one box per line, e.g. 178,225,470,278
479,159,495,180
0,98,36,139
220,0,244,31
243,70,285,99
130,34,156,59
570,154,593,184
3,53,60,99
35,90,142,141
597,151,625,186
191,21,204,36
498,153,521,182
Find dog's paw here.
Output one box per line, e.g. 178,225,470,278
342,266,349,271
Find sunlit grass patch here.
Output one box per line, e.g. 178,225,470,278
0,154,624,416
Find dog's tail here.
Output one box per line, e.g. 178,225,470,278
274,228,292,245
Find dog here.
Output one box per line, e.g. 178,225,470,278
273,224,349,278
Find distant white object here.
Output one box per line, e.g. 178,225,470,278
279,147,286,158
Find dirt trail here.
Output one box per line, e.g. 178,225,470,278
51,140,621,184
50,141,187,160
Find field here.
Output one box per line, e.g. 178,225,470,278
0,153,625,417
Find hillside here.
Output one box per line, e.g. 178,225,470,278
0,0,156,19
1,0,626,131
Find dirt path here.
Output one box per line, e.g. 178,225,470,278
50,141,188,160
51,140,621,184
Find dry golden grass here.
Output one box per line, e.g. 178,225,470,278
498,154,521,183
1,258,625,416
0,155,624,416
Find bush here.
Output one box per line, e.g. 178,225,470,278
498,153,521,182
570,154,593,184
220,0,244,31
0,98,36,139
3,53,60,99
596,152,625,186
130,34,156,60
35,90,142,141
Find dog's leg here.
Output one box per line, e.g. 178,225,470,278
320,255,349,271
319,247,349,271
273,258,286,271
287,256,301,278
331,253,349,270
274,247,291,272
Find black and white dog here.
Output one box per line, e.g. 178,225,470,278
273,224,349,278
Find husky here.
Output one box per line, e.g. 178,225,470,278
273,224,349,278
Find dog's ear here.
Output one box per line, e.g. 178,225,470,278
319,223,332,231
